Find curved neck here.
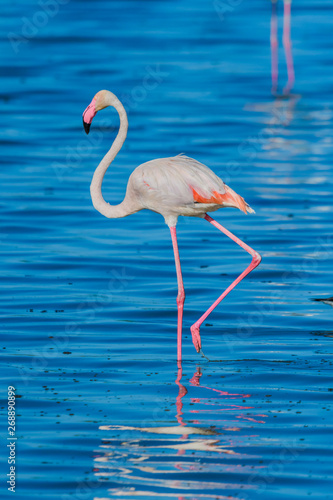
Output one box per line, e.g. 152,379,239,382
90,96,133,219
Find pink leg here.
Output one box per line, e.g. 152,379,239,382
283,0,295,94
170,226,185,361
175,361,187,426
270,0,279,94
190,214,261,353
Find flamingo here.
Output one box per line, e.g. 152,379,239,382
270,0,295,94
82,90,261,360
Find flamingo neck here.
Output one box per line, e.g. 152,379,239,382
90,95,134,219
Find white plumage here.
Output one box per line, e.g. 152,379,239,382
82,90,261,358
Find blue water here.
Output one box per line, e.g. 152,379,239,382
1,0,333,498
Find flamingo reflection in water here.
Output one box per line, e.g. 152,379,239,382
93,364,267,499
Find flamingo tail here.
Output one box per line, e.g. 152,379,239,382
192,185,255,214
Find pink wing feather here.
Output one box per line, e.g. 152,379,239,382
131,155,253,214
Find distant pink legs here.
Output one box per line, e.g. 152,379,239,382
270,0,295,95
270,0,279,94
170,226,185,361
283,0,295,94
190,214,261,353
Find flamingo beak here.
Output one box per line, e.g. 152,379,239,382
82,98,97,134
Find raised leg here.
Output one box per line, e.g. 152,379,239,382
170,226,185,361
283,0,295,94
190,214,261,352
270,0,279,94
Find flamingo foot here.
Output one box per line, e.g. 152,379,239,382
271,84,278,97
190,323,202,353
199,348,210,361
283,81,294,97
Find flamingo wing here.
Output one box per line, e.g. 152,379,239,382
131,155,252,214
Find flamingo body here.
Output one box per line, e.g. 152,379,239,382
83,90,261,359
126,154,254,227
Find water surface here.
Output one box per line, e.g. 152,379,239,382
1,0,333,498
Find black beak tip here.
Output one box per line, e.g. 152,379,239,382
83,119,91,135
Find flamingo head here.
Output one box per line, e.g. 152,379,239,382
82,90,110,134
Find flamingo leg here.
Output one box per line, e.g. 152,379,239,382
283,0,295,94
190,214,261,353
270,0,279,94
170,226,185,361
175,361,187,426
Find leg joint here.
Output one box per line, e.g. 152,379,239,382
283,36,292,49
252,251,262,267
270,36,278,47
177,290,185,305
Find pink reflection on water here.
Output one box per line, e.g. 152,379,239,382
93,363,266,499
